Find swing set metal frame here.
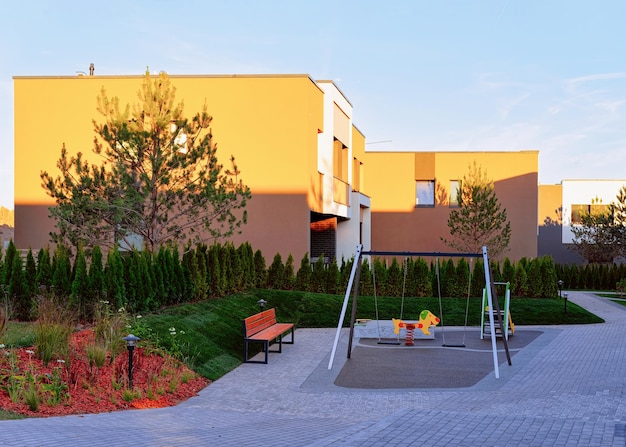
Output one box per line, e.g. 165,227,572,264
327,245,511,379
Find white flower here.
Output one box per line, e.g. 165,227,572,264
169,327,176,332
26,349,35,355
179,331,185,335
136,315,142,319
57,359,65,364
0,343,5,349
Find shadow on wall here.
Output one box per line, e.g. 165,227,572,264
538,207,583,264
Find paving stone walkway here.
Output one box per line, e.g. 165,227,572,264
1,291,626,446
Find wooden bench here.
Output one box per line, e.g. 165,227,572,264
242,308,294,364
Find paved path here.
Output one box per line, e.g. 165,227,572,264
2,291,626,446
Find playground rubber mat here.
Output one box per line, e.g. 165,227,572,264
334,329,542,389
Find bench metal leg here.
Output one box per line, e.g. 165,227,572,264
243,340,269,364
243,328,294,364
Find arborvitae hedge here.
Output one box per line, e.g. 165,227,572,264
4,240,626,322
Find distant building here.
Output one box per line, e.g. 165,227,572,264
0,224,13,250
538,180,626,264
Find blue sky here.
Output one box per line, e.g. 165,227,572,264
2,0,626,210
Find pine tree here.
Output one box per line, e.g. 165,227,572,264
237,242,256,290
295,253,311,291
470,259,485,297
512,262,528,297
386,258,403,297
70,245,89,319
1,240,18,286
359,259,374,296
41,70,251,253
413,257,432,297
456,258,471,298
540,256,558,298
267,253,285,290
88,245,105,303
526,259,543,298
284,254,295,290
205,245,219,296
154,246,168,304
442,162,511,259
36,248,53,290
52,245,72,297
219,243,234,294
104,246,126,310
8,254,28,320
372,258,387,297
254,249,267,289
501,258,515,285
24,250,37,299
325,257,340,294
310,256,326,293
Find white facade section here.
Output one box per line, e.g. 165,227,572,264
316,81,352,218
336,192,371,262
561,179,626,243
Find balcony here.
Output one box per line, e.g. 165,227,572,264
333,177,350,206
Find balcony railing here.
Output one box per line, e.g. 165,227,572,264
333,177,350,206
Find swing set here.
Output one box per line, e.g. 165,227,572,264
328,245,512,379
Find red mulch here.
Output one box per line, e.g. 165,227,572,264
0,329,210,417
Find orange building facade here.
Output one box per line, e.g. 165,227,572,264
355,149,539,261
13,73,370,264
14,71,542,264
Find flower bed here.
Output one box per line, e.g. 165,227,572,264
0,329,210,417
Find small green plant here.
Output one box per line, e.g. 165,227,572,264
2,374,25,403
180,371,194,384
121,388,140,402
168,377,179,393
86,343,107,369
165,326,197,365
42,368,69,406
111,378,122,391
22,375,41,412
93,301,129,362
129,314,156,343
33,293,73,366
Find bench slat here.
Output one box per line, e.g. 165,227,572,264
248,323,294,341
244,309,277,337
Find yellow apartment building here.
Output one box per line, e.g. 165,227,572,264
14,73,370,264
14,71,542,264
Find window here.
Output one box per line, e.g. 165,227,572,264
449,180,461,207
571,204,611,224
416,180,435,206
333,139,348,182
